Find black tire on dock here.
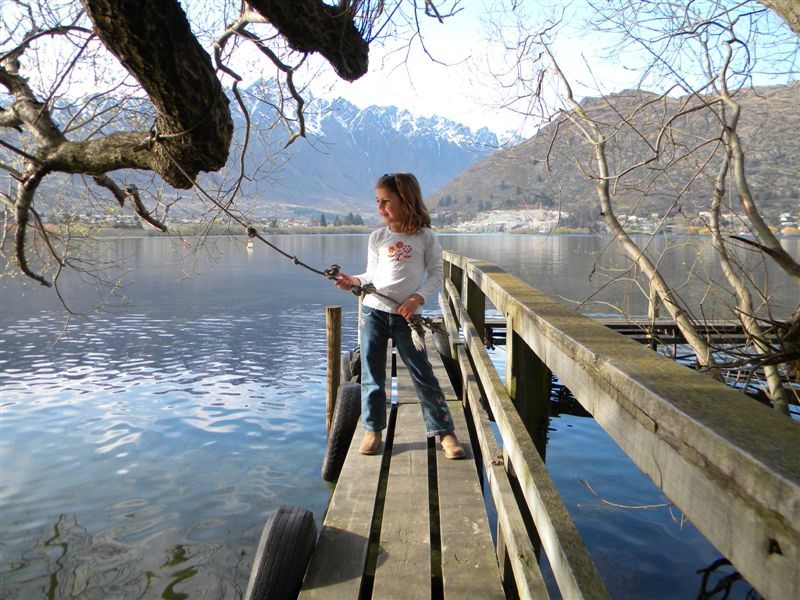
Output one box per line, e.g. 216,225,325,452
433,330,451,357
321,382,361,483
244,504,317,600
340,350,352,383
349,347,361,382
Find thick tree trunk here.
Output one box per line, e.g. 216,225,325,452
81,0,233,188
758,0,800,36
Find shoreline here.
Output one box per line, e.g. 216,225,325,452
75,225,800,239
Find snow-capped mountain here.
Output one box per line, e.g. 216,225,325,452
234,83,508,217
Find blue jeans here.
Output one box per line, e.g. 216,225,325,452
360,306,455,437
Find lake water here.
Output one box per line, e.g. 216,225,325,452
1,233,797,599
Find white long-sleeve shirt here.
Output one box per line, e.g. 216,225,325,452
356,227,443,314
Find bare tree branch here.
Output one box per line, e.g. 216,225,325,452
542,40,718,370
14,168,50,286
245,0,369,80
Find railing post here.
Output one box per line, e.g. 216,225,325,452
449,262,464,297
505,313,551,459
326,305,342,439
464,264,485,344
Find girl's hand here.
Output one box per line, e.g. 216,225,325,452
398,294,424,320
335,273,360,291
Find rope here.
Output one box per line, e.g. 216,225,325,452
322,264,447,340
151,134,446,338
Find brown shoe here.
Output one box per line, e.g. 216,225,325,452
359,431,382,455
440,433,465,459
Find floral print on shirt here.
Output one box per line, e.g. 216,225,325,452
386,240,413,262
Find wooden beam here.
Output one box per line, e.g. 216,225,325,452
437,398,505,599
301,340,393,598
465,264,485,345
445,279,610,600
326,305,342,439
300,417,383,598
438,293,463,359
506,312,551,459
373,399,431,597
457,346,550,600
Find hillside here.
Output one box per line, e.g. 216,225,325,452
428,83,800,225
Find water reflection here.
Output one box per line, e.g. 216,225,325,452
440,233,798,317
1,234,796,598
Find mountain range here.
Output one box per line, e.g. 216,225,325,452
5,82,508,224
10,81,797,227
233,82,510,219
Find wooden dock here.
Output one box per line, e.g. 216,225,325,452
300,339,506,598
265,251,798,600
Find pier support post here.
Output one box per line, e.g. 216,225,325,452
326,305,342,439
505,313,550,459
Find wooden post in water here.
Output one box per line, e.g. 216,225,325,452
326,305,342,440
505,313,551,459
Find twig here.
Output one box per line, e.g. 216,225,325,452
579,477,673,510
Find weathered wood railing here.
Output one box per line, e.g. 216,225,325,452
439,251,799,599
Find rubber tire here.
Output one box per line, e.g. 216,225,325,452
244,504,317,600
321,382,361,483
433,330,451,357
340,350,352,383
349,347,361,382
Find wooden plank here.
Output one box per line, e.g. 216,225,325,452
300,417,384,598
301,340,393,598
457,345,550,600
445,277,610,600
437,397,505,599
506,312,550,459
372,400,431,599
464,263,485,344
444,251,800,600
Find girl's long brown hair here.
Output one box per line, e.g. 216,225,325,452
376,172,431,234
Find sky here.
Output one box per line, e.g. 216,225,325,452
312,2,527,134
318,1,620,138
4,0,796,139
229,1,636,138
296,0,798,138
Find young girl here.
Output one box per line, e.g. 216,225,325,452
335,173,465,459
